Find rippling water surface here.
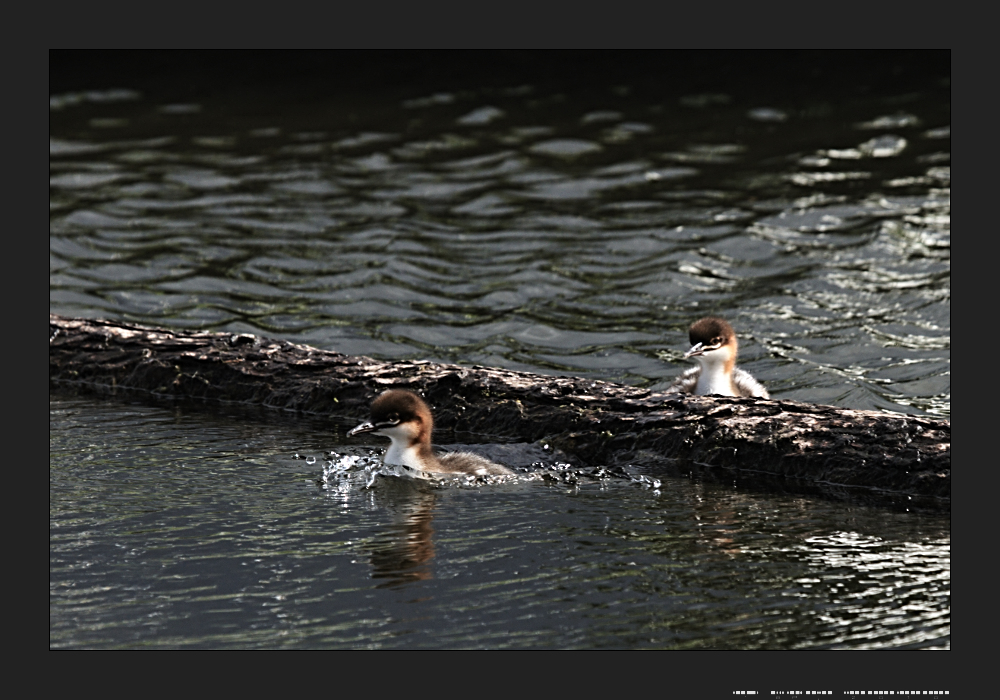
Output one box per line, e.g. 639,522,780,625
50,395,949,649
50,54,949,416
50,53,950,649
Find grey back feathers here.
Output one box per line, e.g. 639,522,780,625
731,368,769,399
438,451,516,476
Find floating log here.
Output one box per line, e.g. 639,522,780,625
49,314,950,511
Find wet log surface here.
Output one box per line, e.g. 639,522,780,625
49,315,950,512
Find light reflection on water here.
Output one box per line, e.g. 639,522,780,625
49,61,949,417
49,396,949,649
50,55,950,650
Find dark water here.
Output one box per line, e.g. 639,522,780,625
50,52,949,416
50,395,949,650
50,52,949,651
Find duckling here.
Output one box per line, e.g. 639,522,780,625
666,316,769,398
348,389,515,476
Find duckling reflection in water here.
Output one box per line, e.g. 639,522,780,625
348,389,515,477
369,483,438,588
666,317,769,398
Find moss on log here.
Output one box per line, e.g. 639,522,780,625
49,314,950,511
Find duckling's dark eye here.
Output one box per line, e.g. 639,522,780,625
711,337,722,346
387,413,399,424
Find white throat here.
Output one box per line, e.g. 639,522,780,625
378,425,428,470
694,353,736,396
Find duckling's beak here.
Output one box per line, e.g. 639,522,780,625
684,342,705,358
348,420,376,437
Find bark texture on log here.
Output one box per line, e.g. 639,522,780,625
49,315,950,511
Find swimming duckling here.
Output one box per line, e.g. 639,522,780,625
348,389,515,476
666,316,769,398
